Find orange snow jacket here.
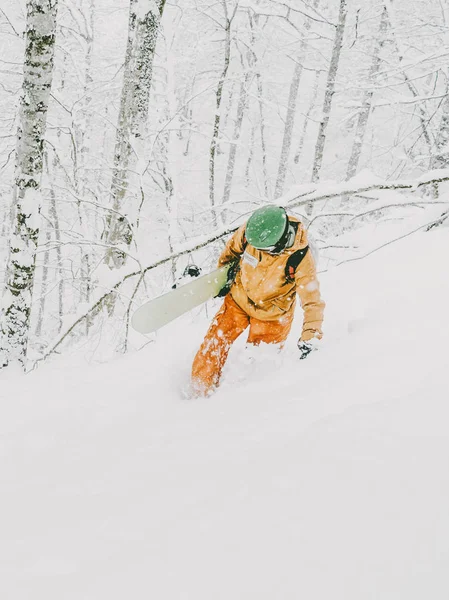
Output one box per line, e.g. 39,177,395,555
218,217,325,342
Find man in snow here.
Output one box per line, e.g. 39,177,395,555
191,205,325,396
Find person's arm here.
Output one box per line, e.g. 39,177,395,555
217,225,247,267
294,250,325,343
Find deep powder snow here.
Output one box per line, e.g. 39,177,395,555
1,227,448,599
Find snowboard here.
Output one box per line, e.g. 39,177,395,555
131,264,231,334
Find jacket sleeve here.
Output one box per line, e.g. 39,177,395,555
217,224,247,267
294,249,325,342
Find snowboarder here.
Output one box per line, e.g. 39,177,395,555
191,205,325,396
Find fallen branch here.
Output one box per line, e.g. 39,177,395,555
283,170,449,210
31,225,240,368
32,171,449,367
323,217,445,271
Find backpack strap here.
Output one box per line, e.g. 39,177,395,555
239,225,307,284
216,233,248,298
285,246,309,283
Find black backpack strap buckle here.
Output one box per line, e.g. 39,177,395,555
285,246,309,284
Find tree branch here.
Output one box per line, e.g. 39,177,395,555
32,171,449,367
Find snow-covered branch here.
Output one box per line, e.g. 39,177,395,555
33,171,449,365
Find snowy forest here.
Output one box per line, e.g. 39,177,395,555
1,0,448,368
2,1,449,598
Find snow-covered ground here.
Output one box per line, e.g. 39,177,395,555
1,226,449,599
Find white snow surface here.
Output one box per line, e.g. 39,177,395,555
1,228,449,599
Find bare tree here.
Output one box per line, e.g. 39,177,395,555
385,1,436,178
35,157,64,340
208,0,236,227
104,0,167,268
311,0,347,183
36,169,449,367
0,0,58,368
429,0,449,214
221,11,259,211
294,69,321,168
251,7,269,198
346,6,388,180
71,0,96,307
274,2,318,199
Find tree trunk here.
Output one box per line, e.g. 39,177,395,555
274,1,319,199
311,0,347,183
250,7,269,198
209,0,232,228
429,0,449,211
257,71,269,198
346,6,388,180
35,153,64,339
295,70,321,216
48,188,64,333
104,0,166,269
222,18,258,210
274,61,303,199
433,92,449,170
244,123,256,189
74,0,95,309
221,77,249,211
0,0,58,368
385,1,436,190
294,69,321,167
35,221,51,339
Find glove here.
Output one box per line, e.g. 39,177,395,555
183,265,201,278
172,264,201,289
297,340,314,360
216,259,240,298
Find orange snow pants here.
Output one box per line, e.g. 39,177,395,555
191,294,294,395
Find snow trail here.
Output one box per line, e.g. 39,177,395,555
1,229,448,599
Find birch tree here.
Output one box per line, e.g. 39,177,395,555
0,0,58,368
104,0,167,269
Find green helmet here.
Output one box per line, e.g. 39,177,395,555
245,206,288,250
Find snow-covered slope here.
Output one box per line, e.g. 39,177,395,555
1,228,449,599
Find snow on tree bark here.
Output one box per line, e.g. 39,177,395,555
346,6,388,180
221,78,249,211
222,9,260,211
209,0,232,228
71,0,96,308
433,96,449,171
0,0,58,368
384,1,436,192
257,72,269,198
294,69,321,168
311,0,347,183
274,61,304,199
295,70,321,216
250,7,268,198
104,0,166,269
430,0,449,203
274,1,318,199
